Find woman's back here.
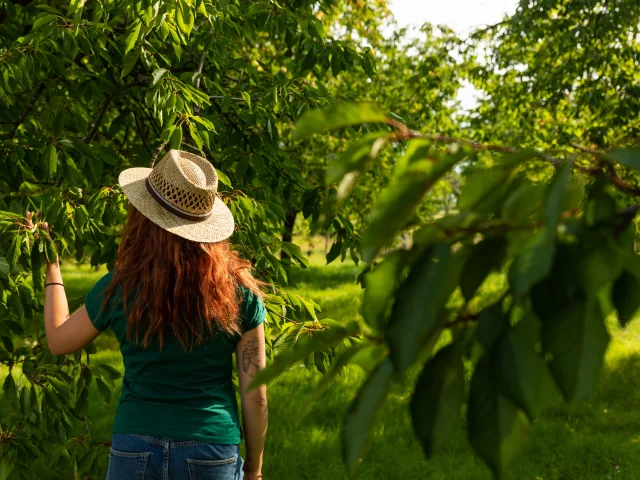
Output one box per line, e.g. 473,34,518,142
86,271,266,444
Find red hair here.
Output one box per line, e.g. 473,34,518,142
101,207,263,351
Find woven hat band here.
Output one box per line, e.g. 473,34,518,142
145,177,213,222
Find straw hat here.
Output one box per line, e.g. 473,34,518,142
118,150,234,242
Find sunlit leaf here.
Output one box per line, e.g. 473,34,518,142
294,103,387,140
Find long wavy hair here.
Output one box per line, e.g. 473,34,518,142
101,206,263,351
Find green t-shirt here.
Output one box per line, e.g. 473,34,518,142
84,271,265,444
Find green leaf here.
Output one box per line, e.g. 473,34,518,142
281,242,309,268
545,160,573,229
121,52,140,79
542,298,609,402
20,385,31,416
612,271,640,327
169,126,183,150
216,169,232,189
7,235,21,269
191,116,215,131
362,250,406,330
75,386,89,417
77,449,96,473
410,345,464,457
42,144,58,178
361,148,465,263
3,373,16,403
241,91,251,110
151,68,169,86
294,103,387,141
325,239,342,264
475,304,509,352
31,239,45,292
33,14,59,30
460,237,506,302
606,148,640,171
508,229,555,297
189,122,203,150
235,156,249,179
494,317,558,419
386,244,464,373
468,358,531,478
96,378,111,403
123,21,142,54
47,375,71,399
501,182,546,221
299,297,319,321
96,363,122,380
44,52,66,77
177,0,195,36
342,359,393,472
249,322,360,389
44,238,58,264
84,154,103,184
327,132,389,202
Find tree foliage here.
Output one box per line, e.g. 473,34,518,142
0,0,373,476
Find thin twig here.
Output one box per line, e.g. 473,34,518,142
7,82,45,139
83,79,147,143
181,141,205,157
210,95,244,101
444,291,510,328
149,118,185,167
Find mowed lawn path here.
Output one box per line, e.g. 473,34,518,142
8,251,640,479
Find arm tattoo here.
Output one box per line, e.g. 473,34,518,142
242,337,263,378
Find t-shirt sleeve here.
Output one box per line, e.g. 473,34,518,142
242,288,266,332
84,272,115,332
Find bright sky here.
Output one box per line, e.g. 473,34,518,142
389,0,517,35
389,0,518,109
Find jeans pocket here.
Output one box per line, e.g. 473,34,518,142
107,448,151,480
187,455,238,480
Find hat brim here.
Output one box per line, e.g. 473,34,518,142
119,168,235,243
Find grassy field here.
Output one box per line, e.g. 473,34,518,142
6,245,640,479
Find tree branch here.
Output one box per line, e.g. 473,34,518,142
7,82,45,139
149,118,186,167
387,118,563,166
388,122,640,198
83,79,148,143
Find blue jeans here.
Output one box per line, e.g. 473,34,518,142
107,433,244,480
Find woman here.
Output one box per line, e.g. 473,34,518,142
39,150,268,480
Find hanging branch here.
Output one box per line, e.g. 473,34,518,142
387,118,563,166
83,78,148,144
387,120,640,198
7,82,45,139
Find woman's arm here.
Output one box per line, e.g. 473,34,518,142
33,214,101,355
236,323,268,479
44,261,101,356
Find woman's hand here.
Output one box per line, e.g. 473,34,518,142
26,210,58,266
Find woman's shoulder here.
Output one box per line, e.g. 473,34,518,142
238,286,266,331
239,285,261,302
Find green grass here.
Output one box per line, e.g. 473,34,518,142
7,254,640,479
